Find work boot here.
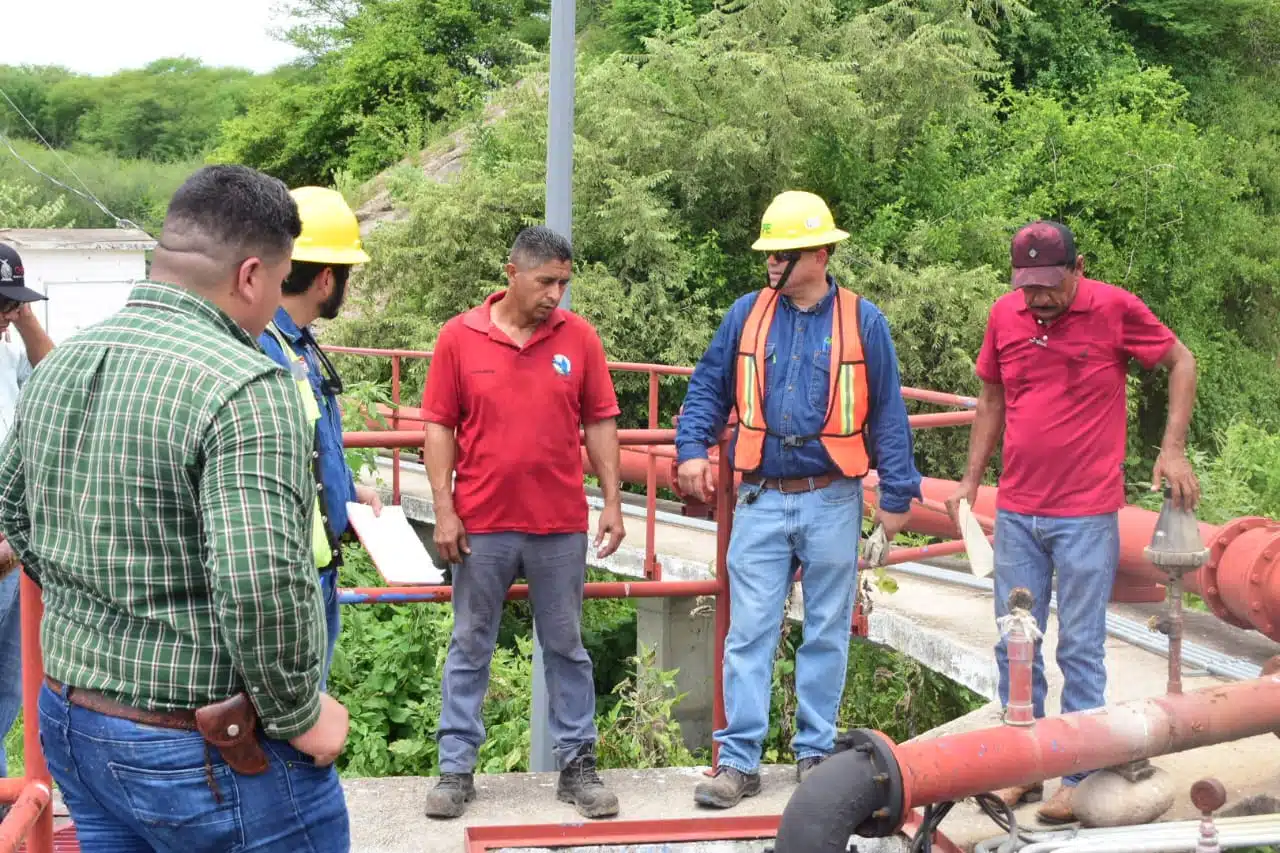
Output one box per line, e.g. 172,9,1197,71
424,772,476,819
1036,785,1076,824
694,766,762,809
991,781,1043,809
557,745,619,819
796,756,826,784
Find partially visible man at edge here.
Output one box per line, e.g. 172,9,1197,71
0,243,54,814
0,164,352,852
258,184,383,688
946,219,1200,825
420,226,626,821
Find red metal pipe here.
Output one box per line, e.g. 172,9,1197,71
0,780,51,852
901,387,978,409
345,428,679,449
646,372,660,580
20,574,52,853
890,674,1280,813
340,579,720,604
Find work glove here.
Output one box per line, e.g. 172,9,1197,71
862,523,889,568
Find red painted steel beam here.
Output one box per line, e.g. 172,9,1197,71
890,674,1280,812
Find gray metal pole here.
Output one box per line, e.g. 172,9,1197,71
530,0,576,776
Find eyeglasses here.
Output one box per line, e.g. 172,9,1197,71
0,299,21,314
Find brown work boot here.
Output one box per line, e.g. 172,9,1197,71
1037,785,1076,824
694,766,762,809
797,755,826,784
424,772,476,819
557,746,619,819
991,781,1043,808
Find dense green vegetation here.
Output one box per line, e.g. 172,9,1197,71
4,0,1280,774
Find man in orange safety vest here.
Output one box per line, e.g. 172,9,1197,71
674,190,922,809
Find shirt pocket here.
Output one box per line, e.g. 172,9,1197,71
809,348,831,412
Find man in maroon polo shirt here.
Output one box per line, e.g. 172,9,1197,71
419,225,626,821
946,220,1199,823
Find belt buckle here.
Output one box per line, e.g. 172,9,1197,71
807,476,816,492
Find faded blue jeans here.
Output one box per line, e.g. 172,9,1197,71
993,509,1120,786
0,571,23,778
437,532,597,773
716,477,864,774
38,681,350,852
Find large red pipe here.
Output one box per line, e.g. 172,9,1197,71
890,674,1280,812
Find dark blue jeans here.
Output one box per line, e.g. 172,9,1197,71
993,509,1120,786
39,683,350,852
0,570,23,778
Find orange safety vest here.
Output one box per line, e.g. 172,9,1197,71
733,286,871,477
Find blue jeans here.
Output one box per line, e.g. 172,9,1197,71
993,509,1119,786
38,682,350,852
716,477,863,773
437,532,597,773
0,571,22,778
319,567,341,691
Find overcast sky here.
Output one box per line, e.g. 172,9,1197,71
9,1,304,75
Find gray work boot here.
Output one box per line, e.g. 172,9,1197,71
557,746,619,818
694,766,762,809
424,772,476,819
797,755,826,783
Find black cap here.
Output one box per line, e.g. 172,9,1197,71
0,244,48,303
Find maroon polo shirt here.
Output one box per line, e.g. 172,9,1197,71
976,278,1175,517
421,291,621,534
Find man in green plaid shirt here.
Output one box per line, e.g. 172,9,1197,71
0,164,352,852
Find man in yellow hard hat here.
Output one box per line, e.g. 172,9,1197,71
259,185,382,686
675,190,922,808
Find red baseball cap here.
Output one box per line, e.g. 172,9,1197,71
1010,220,1077,288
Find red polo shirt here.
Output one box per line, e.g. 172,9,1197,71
421,291,621,534
976,278,1175,517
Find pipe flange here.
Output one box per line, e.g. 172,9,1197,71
842,729,906,838
1200,517,1272,629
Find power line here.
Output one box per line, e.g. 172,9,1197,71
0,86,141,231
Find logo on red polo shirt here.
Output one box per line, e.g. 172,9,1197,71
552,353,572,376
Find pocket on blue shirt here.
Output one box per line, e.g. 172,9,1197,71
809,350,831,411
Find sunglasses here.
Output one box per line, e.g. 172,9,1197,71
0,299,22,314
769,251,806,263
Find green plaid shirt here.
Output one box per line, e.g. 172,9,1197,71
0,281,326,739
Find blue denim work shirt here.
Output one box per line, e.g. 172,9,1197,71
258,306,358,540
675,276,923,514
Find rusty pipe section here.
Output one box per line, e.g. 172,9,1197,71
0,781,50,852
891,674,1280,811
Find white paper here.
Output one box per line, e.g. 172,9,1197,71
345,502,445,585
958,498,995,579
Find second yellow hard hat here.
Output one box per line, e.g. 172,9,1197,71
290,186,372,266
751,190,850,252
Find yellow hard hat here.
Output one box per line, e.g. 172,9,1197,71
750,190,850,252
289,186,371,266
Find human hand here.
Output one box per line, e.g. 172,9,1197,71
677,458,715,503
1152,449,1200,510
944,478,979,533
434,506,470,565
355,484,383,516
875,508,911,545
0,540,16,576
594,502,626,559
289,693,349,766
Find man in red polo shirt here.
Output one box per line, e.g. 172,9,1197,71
946,220,1199,823
419,225,626,821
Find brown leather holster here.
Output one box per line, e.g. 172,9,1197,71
195,693,270,776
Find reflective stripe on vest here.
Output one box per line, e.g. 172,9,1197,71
264,322,334,569
732,286,870,477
